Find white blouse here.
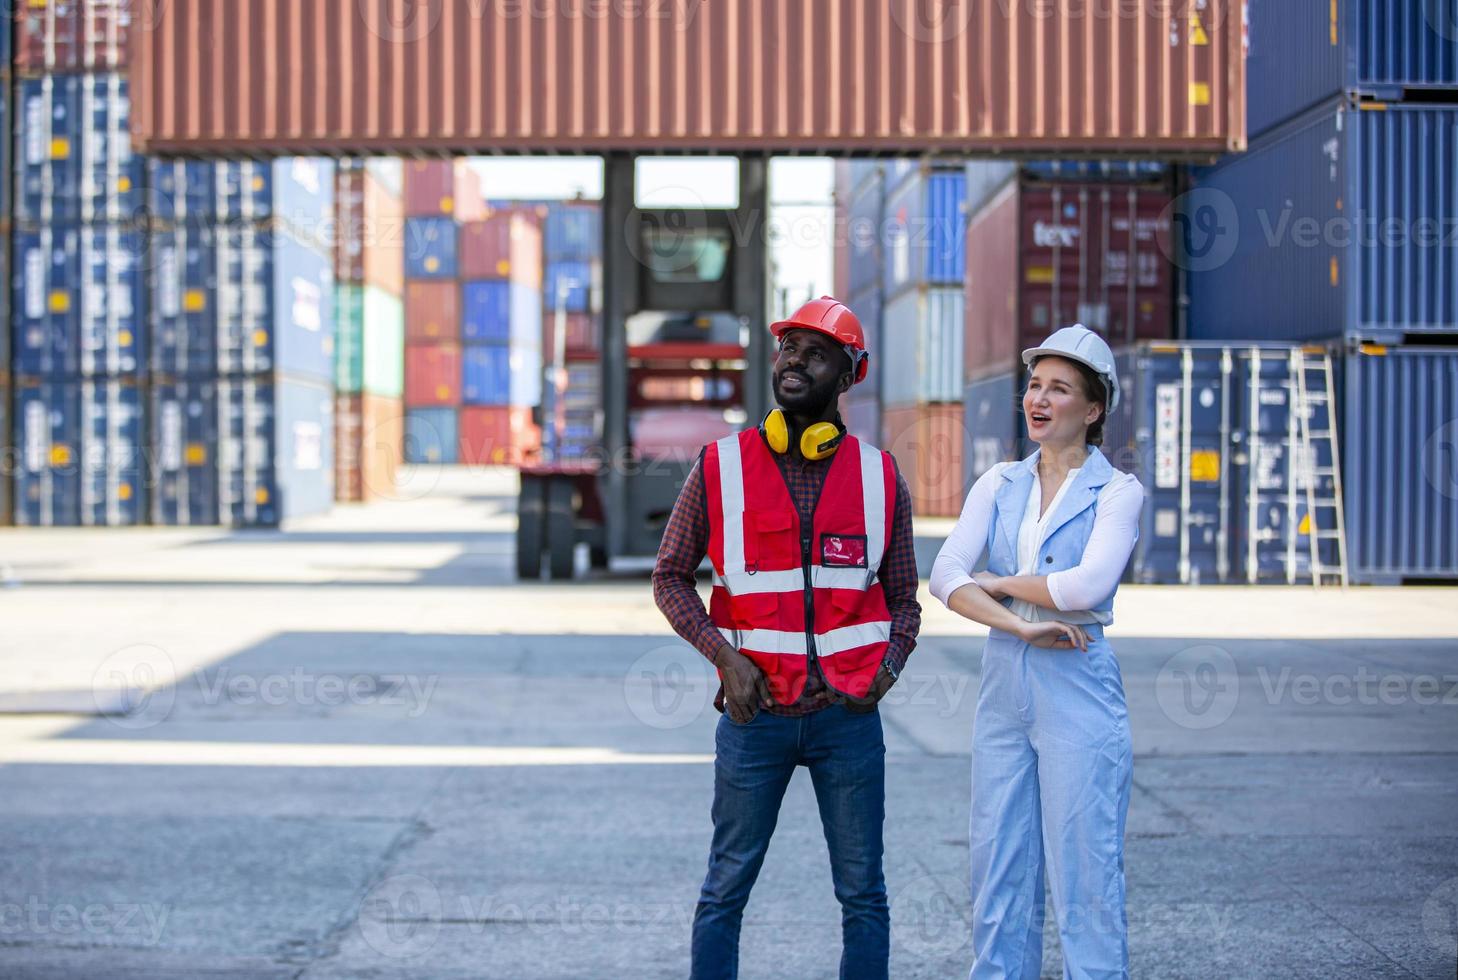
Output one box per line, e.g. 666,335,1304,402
929,460,1145,626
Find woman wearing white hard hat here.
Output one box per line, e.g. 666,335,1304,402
930,325,1144,979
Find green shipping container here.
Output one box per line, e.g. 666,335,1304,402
335,285,405,398
363,286,405,398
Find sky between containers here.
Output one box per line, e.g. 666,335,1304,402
468,156,835,316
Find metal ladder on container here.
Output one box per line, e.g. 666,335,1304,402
1290,348,1350,588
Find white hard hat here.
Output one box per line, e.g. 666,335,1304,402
1022,324,1120,413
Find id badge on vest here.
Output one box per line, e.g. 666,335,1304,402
820,533,868,568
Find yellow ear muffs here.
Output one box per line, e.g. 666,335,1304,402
760,410,845,460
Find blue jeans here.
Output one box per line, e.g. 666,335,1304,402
690,703,889,980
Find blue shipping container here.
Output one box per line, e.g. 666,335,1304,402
216,376,334,527
843,168,885,297
1188,101,1458,343
12,226,81,378
405,408,459,464
545,203,602,261
404,217,459,280
15,74,140,224
1344,345,1458,583
509,344,543,408
883,169,966,293
216,226,335,381
1022,160,1168,183
13,380,81,526
150,223,218,377
216,159,336,232
544,260,594,312
81,379,145,526
881,286,965,405
80,225,147,378
147,159,217,223
150,381,220,526
462,345,512,406
1246,0,1458,138
461,280,512,344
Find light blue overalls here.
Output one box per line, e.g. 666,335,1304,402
970,448,1134,980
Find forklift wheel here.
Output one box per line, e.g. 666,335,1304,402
516,476,546,580
589,544,609,569
546,478,577,581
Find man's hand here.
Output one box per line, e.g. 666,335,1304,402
844,666,896,714
716,645,774,723
973,571,1008,600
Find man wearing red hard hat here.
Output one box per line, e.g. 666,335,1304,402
654,297,922,980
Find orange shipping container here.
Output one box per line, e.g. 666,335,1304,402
405,281,461,343
882,404,969,518
133,0,1245,156
360,393,405,500
364,167,406,296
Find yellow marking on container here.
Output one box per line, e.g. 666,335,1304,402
497,260,511,276
1298,513,1313,535
183,289,207,312
49,290,72,313
253,329,269,347
1329,257,1339,286
255,488,270,504
1190,450,1220,483
185,444,208,465
1359,343,1387,356
1330,0,1338,45
437,384,450,400
252,176,265,191
425,257,440,273
1025,266,1054,285
1189,82,1211,106
1190,13,1209,45
118,176,132,192
118,483,133,501
1358,102,1388,111
441,196,455,214
51,137,71,159
118,330,133,346
492,448,506,464
50,445,73,467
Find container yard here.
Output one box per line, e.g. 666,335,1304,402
2,4,1456,979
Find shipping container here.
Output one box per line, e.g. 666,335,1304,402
335,284,366,394
362,286,404,398
545,202,601,262
334,393,364,502
542,312,602,361
843,285,884,442
216,375,335,526
367,158,404,198
509,345,543,408
403,159,486,220
80,378,144,525
15,0,133,71
1022,160,1170,184
1247,0,1458,138
961,370,1023,485
459,211,544,285
964,176,1175,381
462,344,511,407
461,280,509,345
149,222,217,377
147,158,216,223
962,159,1020,218
16,74,142,225
882,286,964,406
404,280,461,344
882,403,969,517
215,225,335,381
134,0,1247,155
334,163,368,284
544,260,597,312
1343,345,1458,583
842,166,885,299
79,224,146,377
459,405,516,466
360,392,404,499
404,216,459,280
404,343,462,407
12,225,81,378
883,168,966,293
0,379,10,526
1187,100,1458,344
150,379,219,526
215,158,336,233
333,160,408,295
13,379,81,526
405,408,459,465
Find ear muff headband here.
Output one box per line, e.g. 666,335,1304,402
760,410,845,461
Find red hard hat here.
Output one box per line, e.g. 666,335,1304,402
769,296,870,384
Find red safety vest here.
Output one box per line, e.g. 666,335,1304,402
703,428,895,704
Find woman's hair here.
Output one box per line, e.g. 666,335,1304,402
1029,355,1107,446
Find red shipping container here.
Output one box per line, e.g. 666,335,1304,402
459,211,544,286
965,178,1174,382
360,393,405,500
882,404,968,518
334,394,364,502
459,406,540,465
404,160,454,217
16,0,132,71
364,168,406,296
405,344,462,407
542,313,601,362
405,281,461,344
452,161,488,223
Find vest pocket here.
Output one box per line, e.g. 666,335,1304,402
747,508,798,569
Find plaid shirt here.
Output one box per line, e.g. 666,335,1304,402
652,438,921,717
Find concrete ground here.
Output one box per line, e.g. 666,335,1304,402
0,466,1455,979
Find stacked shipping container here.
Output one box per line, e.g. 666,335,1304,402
0,8,10,524
1162,2,1458,582
11,0,146,526
540,201,603,461
333,158,406,502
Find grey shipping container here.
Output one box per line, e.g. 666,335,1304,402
0,378,10,526
882,285,965,406
1186,100,1458,344
217,375,335,527
962,370,1025,486
882,168,967,293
